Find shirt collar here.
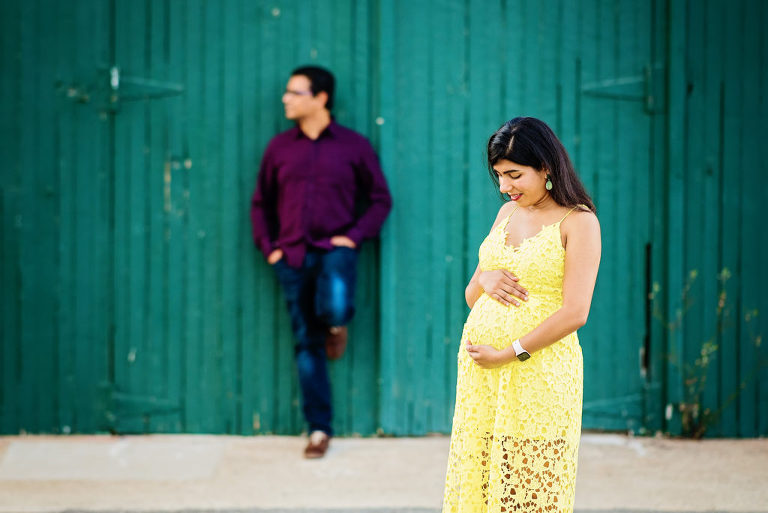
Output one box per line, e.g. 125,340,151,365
293,119,338,140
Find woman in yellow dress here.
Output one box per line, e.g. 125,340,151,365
443,117,601,513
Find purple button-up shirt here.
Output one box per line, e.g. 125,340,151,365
250,121,392,268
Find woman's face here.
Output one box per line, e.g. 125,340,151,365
492,159,549,206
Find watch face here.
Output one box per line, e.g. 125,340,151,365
517,351,531,361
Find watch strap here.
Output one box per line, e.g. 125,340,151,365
512,339,531,361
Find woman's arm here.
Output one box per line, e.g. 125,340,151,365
464,202,527,309
513,211,601,353
467,211,601,366
465,264,483,308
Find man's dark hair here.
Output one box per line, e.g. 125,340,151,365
291,65,335,111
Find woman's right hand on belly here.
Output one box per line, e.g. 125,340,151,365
478,269,528,307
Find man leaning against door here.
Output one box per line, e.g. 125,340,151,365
250,65,392,459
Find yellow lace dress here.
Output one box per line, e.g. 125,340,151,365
443,207,583,513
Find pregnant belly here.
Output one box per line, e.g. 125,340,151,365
462,294,557,350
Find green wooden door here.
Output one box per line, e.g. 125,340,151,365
106,0,188,432
377,0,659,434
102,0,382,435
0,0,115,433
574,2,661,431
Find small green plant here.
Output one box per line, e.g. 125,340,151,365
651,268,764,438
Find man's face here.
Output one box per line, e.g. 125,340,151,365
282,75,326,121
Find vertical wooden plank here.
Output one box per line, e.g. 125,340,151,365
154,0,177,433
166,0,189,433
683,0,717,437
598,0,623,429
181,0,205,433
736,0,761,438
18,0,58,432
672,0,700,437
395,0,432,434
52,0,76,435
377,0,400,434
616,0,650,433
714,0,740,438
601,0,621,427
646,0,670,433
219,0,242,433
576,0,600,425
112,0,130,432
113,0,150,433
756,0,768,437
198,0,225,433
112,0,134,432
70,0,112,433
15,0,34,431
635,0,653,429
663,0,687,436
237,0,261,435
0,0,22,433
577,0,610,427
146,0,168,432
150,0,184,433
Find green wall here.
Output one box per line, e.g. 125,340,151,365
1,0,766,437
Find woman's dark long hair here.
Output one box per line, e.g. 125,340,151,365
487,117,596,213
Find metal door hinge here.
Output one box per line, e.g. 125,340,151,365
581,63,665,115
108,65,184,102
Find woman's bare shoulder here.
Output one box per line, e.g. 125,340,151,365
562,208,601,239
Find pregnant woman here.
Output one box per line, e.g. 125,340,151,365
443,117,601,513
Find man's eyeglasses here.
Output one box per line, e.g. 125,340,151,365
284,89,313,97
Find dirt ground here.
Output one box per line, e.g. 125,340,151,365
0,433,766,512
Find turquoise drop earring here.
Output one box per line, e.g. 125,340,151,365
545,176,553,191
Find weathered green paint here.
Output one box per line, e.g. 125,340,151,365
1,0,766,437
666,0,768,437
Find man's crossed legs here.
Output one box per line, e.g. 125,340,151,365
273,246,358,458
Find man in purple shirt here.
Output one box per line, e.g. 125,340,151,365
250,66,391,458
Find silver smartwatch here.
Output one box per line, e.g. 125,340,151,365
512,339,530,361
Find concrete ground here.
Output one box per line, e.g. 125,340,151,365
0,433,766,513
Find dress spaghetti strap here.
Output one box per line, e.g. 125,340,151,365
558,206,579,223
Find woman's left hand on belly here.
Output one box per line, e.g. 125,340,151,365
478,269,528,307
465,339,512,369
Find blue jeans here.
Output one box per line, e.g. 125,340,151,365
272,247,358,436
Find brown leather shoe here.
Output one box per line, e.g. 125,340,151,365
303,431,330,459
325,326,348,360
